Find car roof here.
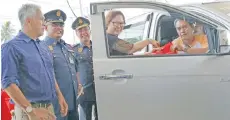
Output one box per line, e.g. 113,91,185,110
179,1,230,25
180,1,230,16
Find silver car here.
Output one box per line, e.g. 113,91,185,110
90,1,230,120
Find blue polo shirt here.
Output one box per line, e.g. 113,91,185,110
1,31,56,103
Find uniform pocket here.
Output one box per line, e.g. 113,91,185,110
78,54,87,62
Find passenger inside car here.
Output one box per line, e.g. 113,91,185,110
193,22,205,35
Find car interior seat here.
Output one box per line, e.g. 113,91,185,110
158,16,178,46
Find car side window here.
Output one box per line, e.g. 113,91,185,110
119,21,146,44
119,14,149,44
104,8,153,56
103,8,221,57
156,15,178,47
118,12,153,55
154,15,213,54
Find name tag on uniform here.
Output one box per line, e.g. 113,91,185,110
69,56,74,64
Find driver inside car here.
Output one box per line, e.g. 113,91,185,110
171,19,208,54
146,19,209,55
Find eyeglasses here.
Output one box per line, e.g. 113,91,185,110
111,21,125,27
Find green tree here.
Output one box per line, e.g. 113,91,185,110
1,21,16,43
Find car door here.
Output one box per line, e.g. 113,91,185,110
90,2,230,120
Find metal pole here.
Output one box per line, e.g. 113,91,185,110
79,0,83,16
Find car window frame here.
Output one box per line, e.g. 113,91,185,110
90,2,229,59
103,10,223,58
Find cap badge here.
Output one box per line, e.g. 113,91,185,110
56,10,61,17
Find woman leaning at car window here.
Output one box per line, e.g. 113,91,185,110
105,10,160,56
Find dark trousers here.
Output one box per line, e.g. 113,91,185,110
67,110,79,120
81,101,98,120
56,109,79,120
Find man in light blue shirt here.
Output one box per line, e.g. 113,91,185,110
1,4,68,120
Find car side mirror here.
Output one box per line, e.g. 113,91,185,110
217,30,230,55
217,45,230,55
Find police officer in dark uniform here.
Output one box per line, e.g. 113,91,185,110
43,9,79,120
72,17,98,120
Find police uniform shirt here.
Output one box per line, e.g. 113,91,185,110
74,43,96,102
43,37,78,112
72,16,96,102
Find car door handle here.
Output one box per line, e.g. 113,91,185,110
99,74,133,80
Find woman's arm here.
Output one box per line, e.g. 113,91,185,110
129,39,159,54
107,34,159,54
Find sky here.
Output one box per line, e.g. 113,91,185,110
0,0,222,44
0,0,84,44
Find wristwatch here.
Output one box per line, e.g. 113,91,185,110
183,47,189,52
25,106,33,113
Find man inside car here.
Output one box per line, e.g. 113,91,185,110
171,19,209,54
146,19,209,55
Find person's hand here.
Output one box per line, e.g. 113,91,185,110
58,95,68,117
171,43,184,51
78,84,84,97
28,108,56,120
147,39,160,48
144,47,163,55
144,52,153,56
